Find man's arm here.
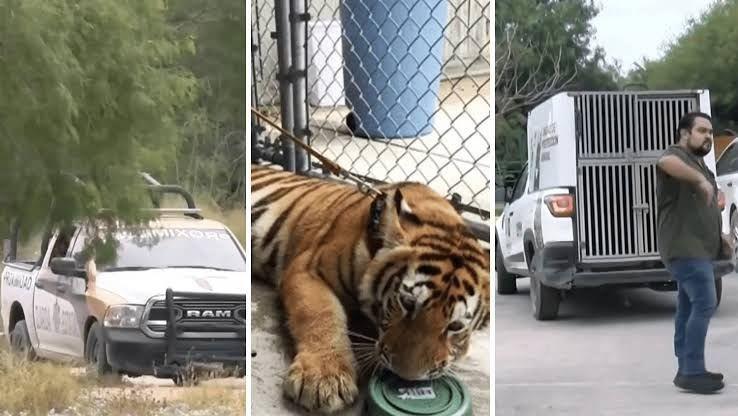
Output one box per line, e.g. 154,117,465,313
657,155,705,185
657,154,714,204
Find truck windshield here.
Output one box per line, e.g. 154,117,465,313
71,227,247,272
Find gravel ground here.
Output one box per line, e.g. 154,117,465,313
3,407,236,416
3,405,231,416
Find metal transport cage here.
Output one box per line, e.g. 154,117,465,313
573,91,701,263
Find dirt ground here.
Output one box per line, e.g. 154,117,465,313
0,332,246,416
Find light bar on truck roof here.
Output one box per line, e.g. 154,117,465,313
143,208,203,217
139,171,201,218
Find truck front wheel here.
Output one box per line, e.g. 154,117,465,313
85,322,117,379
495,243,517,294
529,253,561,320
9,320,36,360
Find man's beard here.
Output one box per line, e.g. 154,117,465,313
690,140,711,157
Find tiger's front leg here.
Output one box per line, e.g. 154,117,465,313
280,260,359,413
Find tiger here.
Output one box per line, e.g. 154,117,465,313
250,163,490,413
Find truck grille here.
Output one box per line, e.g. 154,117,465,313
143,295,246,339
573,92,699,261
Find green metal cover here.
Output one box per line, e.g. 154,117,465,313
365,371,472,416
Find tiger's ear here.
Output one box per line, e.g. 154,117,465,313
393,189,422,226
381,189,417,248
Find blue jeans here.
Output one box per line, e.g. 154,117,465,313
665,258,717,375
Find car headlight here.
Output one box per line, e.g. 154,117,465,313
103,305,144,328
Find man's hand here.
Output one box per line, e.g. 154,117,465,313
721,233,736,259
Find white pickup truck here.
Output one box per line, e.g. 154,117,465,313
1,184,247,383
496,90,735,320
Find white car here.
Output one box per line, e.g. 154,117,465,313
1,185,247,383
716,137,738,247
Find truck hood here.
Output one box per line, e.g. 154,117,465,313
94,268,247,304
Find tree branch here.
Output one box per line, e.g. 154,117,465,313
495,24,577,118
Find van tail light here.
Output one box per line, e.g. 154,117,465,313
544,194,575,217
718,190,726,211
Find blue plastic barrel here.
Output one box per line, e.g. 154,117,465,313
340,0,448,139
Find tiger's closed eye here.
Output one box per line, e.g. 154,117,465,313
400,294,415,313
447,321,464,332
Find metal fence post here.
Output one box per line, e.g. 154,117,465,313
274,0,296,171
290,0,309,172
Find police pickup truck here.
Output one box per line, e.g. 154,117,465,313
1,183,247,383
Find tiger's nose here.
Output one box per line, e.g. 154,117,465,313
378,342,391,365
432,359,449,374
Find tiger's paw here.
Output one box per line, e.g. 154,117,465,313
283,351,358,413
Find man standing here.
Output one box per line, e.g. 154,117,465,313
656,111,728,393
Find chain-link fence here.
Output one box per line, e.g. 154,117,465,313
251,0,491,240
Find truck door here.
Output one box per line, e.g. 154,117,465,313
48,227,86,358
501,165,529,270
35,228,85,358
33,233,66,356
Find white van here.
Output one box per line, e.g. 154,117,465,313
495,90,734,320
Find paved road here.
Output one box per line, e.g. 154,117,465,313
496,272,738,416
251,279,491,415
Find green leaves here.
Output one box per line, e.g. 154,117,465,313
495,0,617,175
638,1,738,128
166,0,245,208
0,0,198,250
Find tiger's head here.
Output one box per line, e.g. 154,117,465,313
358,183,490,381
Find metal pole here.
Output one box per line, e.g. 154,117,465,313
275,0,296,171
303,0,312,170
290,0,309,172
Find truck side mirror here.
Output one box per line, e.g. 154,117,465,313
504,187,514,203
50,257,86,278
3,238,15,262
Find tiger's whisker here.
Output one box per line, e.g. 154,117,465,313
346,331,378,342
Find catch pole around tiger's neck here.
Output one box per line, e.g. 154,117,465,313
251,107,388,247
250,108,385,199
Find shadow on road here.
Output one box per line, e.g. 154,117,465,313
500,276,738,325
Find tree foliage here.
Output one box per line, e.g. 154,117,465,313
167,0,246,207
495,0,619,185
636,0,738,129
0,0,198,247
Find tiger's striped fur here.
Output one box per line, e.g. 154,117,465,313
251,164,490,413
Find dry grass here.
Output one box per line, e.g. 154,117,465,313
177,386,246,411
0,338,245,415
0,348,81,415
80,389,167,416
0,341,246,416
